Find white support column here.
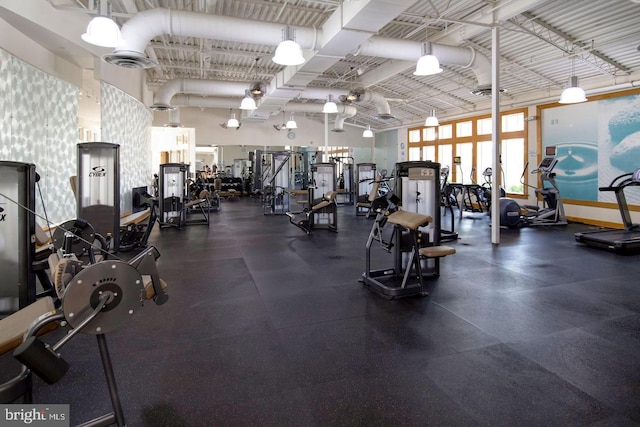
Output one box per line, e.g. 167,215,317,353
324,113,329,163
491,23,501,245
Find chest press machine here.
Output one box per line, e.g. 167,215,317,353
361,161,456,299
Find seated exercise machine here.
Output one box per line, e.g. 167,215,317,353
1,163,169,426
0,243,168,426
355,180,380,218
119,187,158,252
361,161,456,299
286,191,338,234
575,168,640,253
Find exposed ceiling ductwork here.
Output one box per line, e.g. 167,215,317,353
285,103,358,132
103,3,493,122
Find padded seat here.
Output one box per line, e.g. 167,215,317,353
419,245,456,258
0,297,56,356
387,210,432,230
356,181,379,216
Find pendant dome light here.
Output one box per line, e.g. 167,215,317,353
414,24,442,76
285,112,297,129
362,125,374,138
559,57,587,104
81,0,122,48
227,110,239,128
424,110,439,127
323,94,339,114
240,90,257,110
273,26,305,66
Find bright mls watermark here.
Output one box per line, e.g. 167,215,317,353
1,405,69,426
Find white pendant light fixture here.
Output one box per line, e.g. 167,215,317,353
273,26,305,66
424,110,439,127
559,57,587,104
322,94,339,114
227,110,239,128
240,90,257,110
286,112,297,129
362,125,374,138
414,37,443,76
81,0,122,48
559,77,587,104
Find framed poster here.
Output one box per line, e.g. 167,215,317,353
540,91,640,206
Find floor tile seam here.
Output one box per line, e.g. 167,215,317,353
501,335,628,417
420,339,617,426
271,314,368,335
496,286,640,322
428,301,505,344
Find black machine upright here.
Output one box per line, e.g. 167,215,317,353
77,142,121,251
0,161,38,314
575,168,640,253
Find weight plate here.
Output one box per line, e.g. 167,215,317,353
62,261,143,334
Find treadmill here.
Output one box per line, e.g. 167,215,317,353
575,168,640,254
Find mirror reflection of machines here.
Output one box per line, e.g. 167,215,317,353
158,163,187,228
355,163,377,216
575,168,640,254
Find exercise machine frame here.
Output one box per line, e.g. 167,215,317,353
575,168,640,253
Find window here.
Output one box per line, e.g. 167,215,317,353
422,146,435,162
439,124,452,139
502,112,524,132
409,129,421,143
477,118,492,135
422,127,437,141
456,121,472,137
409,146,421,161
501,138,525,193
407,109,528,196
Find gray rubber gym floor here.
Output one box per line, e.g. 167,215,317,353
19,198,640,425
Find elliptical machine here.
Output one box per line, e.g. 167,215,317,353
500,146,567,227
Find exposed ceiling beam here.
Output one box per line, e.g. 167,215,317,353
509,11,630,77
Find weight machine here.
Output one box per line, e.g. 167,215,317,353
355,163,376,216
361,161,454,299
332,156,354,205
0,162,39,314
157,163,210,228
308,163,338,232
77,142,121,251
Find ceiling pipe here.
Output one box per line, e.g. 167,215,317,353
332,107,357,132
164,108,181,127
151,79,250,110
284,103,357,132
356,36,492,89
170,94,241,109
103,8,318,68
354,90,393,119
